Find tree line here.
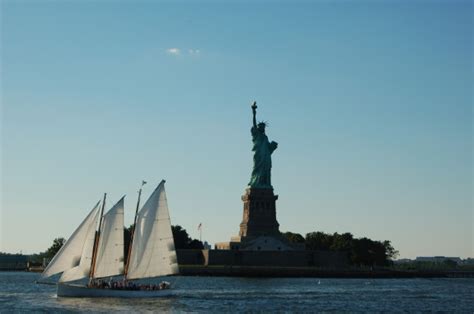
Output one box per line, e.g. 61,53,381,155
282,231,398,266
30,227,398,268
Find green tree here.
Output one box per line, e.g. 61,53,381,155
383,240,399,260
171,225,203,249
350,237,372,266
305,232,333,250
371,240,389,266
282,229,398,267
123,225,133,264
282,232,305,244
350,237,391,267
330,232,353,251
172,225,192,249
188,239,204,250
45,238,66,259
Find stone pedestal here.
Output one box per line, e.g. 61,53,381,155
239,188,280,238
215,187,303,251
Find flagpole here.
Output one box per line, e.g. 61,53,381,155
198,223,202,242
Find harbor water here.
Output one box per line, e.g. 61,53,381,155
0,272,472,312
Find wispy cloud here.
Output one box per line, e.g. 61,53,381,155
165,48,201,57
166,48,181,55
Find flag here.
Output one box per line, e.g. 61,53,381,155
198,223,202,231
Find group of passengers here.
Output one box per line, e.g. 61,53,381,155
88,279,170,291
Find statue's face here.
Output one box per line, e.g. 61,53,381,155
258,125,266,133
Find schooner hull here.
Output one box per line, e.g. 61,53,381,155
57,283,174,298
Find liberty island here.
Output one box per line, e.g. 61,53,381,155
212,102,348,268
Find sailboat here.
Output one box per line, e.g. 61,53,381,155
39,180,179,298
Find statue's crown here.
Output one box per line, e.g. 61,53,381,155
258,121,267,128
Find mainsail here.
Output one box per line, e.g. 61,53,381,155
41,201,101,279
126,181,178,280
93,197,125,278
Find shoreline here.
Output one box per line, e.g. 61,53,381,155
178,265,474,278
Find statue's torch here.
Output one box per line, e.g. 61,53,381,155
251,101,257,111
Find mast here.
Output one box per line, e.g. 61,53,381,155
89,193,106,281
124,180,146,278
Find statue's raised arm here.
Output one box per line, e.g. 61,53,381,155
251,101,257,128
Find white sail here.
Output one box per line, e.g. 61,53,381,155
59,215,98,283
93,197,125,278
126,181,179,280
41,201,101,280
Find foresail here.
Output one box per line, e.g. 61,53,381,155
93,197,125,278
41,201,101,280
59,202,101,282
58,223,96,282
127,181,179,279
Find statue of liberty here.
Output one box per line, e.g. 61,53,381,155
248,101,278,189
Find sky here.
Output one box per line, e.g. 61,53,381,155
1,0,472,259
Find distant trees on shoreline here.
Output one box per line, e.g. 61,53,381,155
283,231,398,266
171,225,204,250
27,228,397,268
45,238,66,259
25,237,66,264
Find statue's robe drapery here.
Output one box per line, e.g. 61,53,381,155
248,126,277,188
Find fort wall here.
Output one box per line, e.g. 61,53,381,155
176,249,348,268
